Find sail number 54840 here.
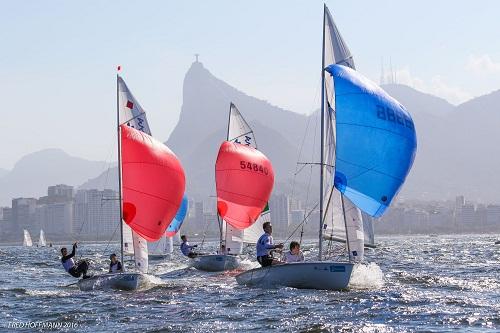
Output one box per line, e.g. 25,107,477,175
240,161,269,175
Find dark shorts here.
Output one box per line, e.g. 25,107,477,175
69,260,89,278
257,255,273,267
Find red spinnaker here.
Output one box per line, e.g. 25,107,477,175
215,141,274,230
121,125,185,241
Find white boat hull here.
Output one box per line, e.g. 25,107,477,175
236,261,354,290
191,254,241,272
77,272,147,291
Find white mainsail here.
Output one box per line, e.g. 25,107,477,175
118,75,149,271
321,5,368,261
38,229,46,247
227,102,256,148
23,229,33,247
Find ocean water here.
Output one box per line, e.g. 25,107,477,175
0,235,498,332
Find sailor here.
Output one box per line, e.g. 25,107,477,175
218,244,228,255
60,243,90,279
256,222,283,267
282,241,305,263
109,253,123,273
180,235,199,258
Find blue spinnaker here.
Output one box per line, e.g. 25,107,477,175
326,64,417,217
165,194,188,237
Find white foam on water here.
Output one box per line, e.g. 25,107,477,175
239,258,260,270
348,262,384,290
26,289,71,297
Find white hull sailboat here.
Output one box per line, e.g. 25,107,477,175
78,71,185,291
192,103,274,272
236,262,354,290
237,5,416,291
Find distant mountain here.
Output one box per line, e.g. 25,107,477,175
80,64,500,204
0,149,109,206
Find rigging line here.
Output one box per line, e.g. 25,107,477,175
283,202,319,244
289,75,321,207
103,220,120,254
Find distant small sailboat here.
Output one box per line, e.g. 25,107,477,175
236,5,417,290
148,194,188,259
78,72,186,291
38,229,47,247
23,230,33,247
192,103,274,272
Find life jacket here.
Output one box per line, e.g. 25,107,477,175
62,258,75,272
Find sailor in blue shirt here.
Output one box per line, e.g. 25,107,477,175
180,235,199,258
256,222,283,267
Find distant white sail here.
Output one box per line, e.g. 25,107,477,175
38,229,46,247
23,229,33,247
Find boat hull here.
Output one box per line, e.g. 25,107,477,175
148,254,171,260
77,272,147,291
235,261,354,290
191,254,241,272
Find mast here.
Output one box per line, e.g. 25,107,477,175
117,73,124,267
318,4,326,261
219,103,233,250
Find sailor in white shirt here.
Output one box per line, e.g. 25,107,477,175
256,222,284,267
282,241,305,263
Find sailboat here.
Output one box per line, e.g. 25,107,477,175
38,229,47,247
236,5,417,290
23,229,33,247
191,103,274,272
148,194,188,259
78,72,186,291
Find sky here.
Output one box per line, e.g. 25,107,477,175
1,0,499,170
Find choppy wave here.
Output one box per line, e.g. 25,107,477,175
0,235,499,332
